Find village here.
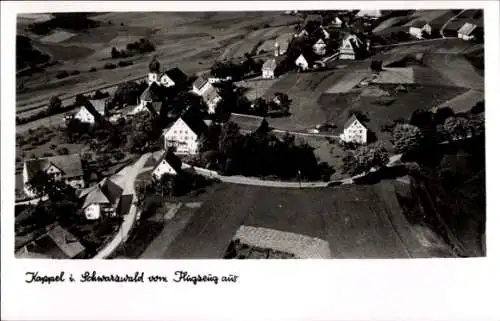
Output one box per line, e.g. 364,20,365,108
15,10,485,259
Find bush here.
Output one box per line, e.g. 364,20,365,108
118,60,133,67
42,152,54,157
89,67,97,72
104,63,117,70
50,143,57,150
70,70,80,76
57,147,70,155
56,70,69,79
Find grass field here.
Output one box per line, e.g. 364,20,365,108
157,182,437,259
17,12,301,117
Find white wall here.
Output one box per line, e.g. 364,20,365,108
160,75,175,87
74,107,95,124
152,160,177,180
164,119,199,155
262,69,275,79
85,204,101,220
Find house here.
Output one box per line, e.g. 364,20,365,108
339,34,365,60
355,9,382,19
313,38,327,56
79,177,123,220
15,224,86,259
295,54,309,71
409,20,432,39
159,67,188,88
147,57,161,85
274,34,292,56
73,99,107,124
262,58,277,79
131,83,163,116
192,76,212,96
151,150,183,180
163,116,208,155
457,22,479,41
202,86,223,114
340,115,368,144
331,16,343,28
23,154,85,198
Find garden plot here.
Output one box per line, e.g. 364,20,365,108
40,31,76,43
324,70,371,94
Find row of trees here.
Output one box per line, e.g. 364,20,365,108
197,119,333,181
210,54,264,81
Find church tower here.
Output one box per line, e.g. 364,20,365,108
148,57,161,85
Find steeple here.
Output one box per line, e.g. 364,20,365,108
149,56,160,73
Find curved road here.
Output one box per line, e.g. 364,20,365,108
93,152,151,259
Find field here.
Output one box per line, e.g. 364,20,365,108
16,12,301,118
154,182,438,259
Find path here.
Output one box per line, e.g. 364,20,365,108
93,152,151,259
440,9,467,38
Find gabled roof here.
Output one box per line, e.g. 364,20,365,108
162,67,188,85
140,83,163,102
458,22,478,36
314,38,326,46
202,86,221,104
193,76,209,90
81,177,123,208
262,58,277,71
88,99,107,115
167,116,208,137
411,20,429,28
25,154,84,182
152,150,183,174
344,115,366,130
17,224,85,259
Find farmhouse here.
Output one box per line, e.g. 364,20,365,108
295,54,309,71
74,99,107,124
202,86,223,114
163,116,208,155
340,115,368,144
192,76,212,96
262,58,277,79
131,83,163,116
160,67,188,88
339,34,365,60
457,22,479,41
152,149,183,180
16,223,86,259
23,154,85,198
313,38,327,56
79,177,123,220
409,20,432,39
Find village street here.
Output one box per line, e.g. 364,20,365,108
92,152,151,259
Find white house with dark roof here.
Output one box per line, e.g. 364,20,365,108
23,154,85,198
159,67,188,88
340,115,368,144
331,16,343,28
73,99,107,124
457,22,479,41
262,58,277,79
339,34,365,60
313,38,327,56
79,177,123,220
409,20,432,39
151,150,183,180
15,223,86,259
163,116,208,155
295,54,309,71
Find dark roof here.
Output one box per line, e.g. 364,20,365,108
81,177,123,208
25,154,84,182
344,114,365,130
140,83,163,102
83,99,107,122
152,150,183,174
193,76,209,90
412,20,429,28
162,67,188,85
262,58,277,71
17,224,85,259
149,58,160,73
181,116,208,136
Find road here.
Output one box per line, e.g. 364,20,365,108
93,152,151,259
440,9,467,38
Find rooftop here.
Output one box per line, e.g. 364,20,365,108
25,153,84,182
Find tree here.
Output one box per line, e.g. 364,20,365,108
48,96,62,113
443,116,470,140
251,98,269,116
111,47,120,58
392,123,424,155
113,81,142,106
409,108,434,129
199,123,221,153
351,142,389,174
370,60,382,73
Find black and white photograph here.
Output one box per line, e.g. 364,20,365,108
12,8,487,260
